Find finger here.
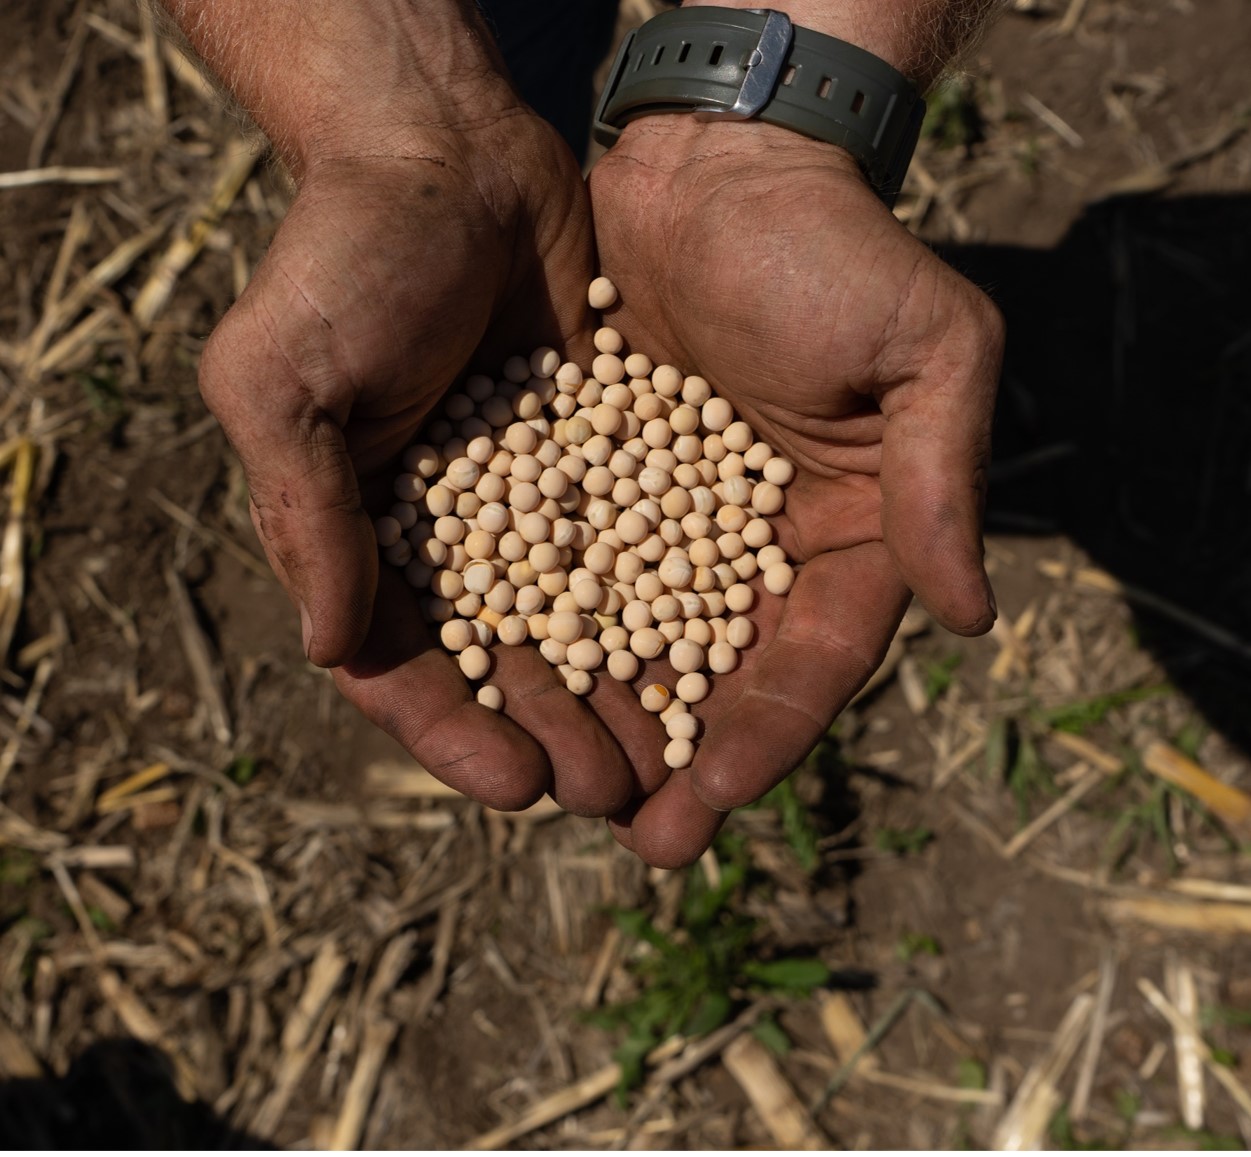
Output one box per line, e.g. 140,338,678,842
692,543,908,811
586,673,671,797
201,296,376,669
609,770,727,870
878,286,1004,636
334,567,551,811
489,646,636,817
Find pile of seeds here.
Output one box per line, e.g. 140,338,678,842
374,278,796,769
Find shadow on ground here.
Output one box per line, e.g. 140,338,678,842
0,1038,273,1149
945,191,1251,751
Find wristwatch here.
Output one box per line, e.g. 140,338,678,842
593,6,926,206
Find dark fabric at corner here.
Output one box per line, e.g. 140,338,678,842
477,0,621,163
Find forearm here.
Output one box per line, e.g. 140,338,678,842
682,0,1007,91
158,0,520,177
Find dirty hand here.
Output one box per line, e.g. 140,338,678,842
587,117,1004,866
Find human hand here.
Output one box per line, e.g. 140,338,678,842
586,117,1004,865
202,109,667,814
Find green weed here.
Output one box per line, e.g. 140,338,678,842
874,827,934,856
1040,685,1170,735
586,835,829,1100
923,77,984,151
924,653,963,703
896,932,941,963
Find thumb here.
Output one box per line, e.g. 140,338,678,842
877,286,1004,636
201,298,377,668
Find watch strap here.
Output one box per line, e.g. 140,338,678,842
593,6,926,205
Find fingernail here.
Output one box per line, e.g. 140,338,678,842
299,602,314,658
986,581,998,622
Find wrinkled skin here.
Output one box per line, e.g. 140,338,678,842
200,113,675,817
586,119,1004,866
200,103,1003,865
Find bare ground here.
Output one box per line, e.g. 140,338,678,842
0,0,1249,1149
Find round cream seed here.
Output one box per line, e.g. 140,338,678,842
751,480,785,516
666,713,699,741
675,672,709,704
708,641,739,674
567,637,604,671
726,617,755,649
669,638,704,674
440,619,474,652
630,628,665,660
640,684,670,713
477,684,505,711
539,637,567,666
547,611,584,645
565,669,594,696
458,645,490,681
663,738,695,769
587,277,618,309
606,649,639,682
592,353,625,385
763,562,795,595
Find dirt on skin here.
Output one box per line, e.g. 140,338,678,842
0,0,1249,1149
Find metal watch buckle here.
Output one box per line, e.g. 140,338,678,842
696,8,794,121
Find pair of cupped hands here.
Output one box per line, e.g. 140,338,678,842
201,101,1003,868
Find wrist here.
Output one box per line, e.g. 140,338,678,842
678,0,999,93
162,0,525,180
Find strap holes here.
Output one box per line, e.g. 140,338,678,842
817,76,833,99
709,43,723,66
677,41,690,64
781,64,796,87
633,53,644,72
652,45,665,65
851,90,866,114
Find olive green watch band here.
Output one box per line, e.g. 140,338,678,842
593,6,926,206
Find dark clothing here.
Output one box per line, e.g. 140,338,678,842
479,0,621,162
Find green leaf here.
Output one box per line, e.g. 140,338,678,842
896,933,941,962
751,1015,792,1056
923,653,963,703
228,755,258,786
0,849,38,887
956,1058,987,1090
874,827,934,856
685,990,733,1038
1041,684,1169,735
743,957,830,993
87,905,117,932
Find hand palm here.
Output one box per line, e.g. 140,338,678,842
203,123,669,816
586,125,1003,865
